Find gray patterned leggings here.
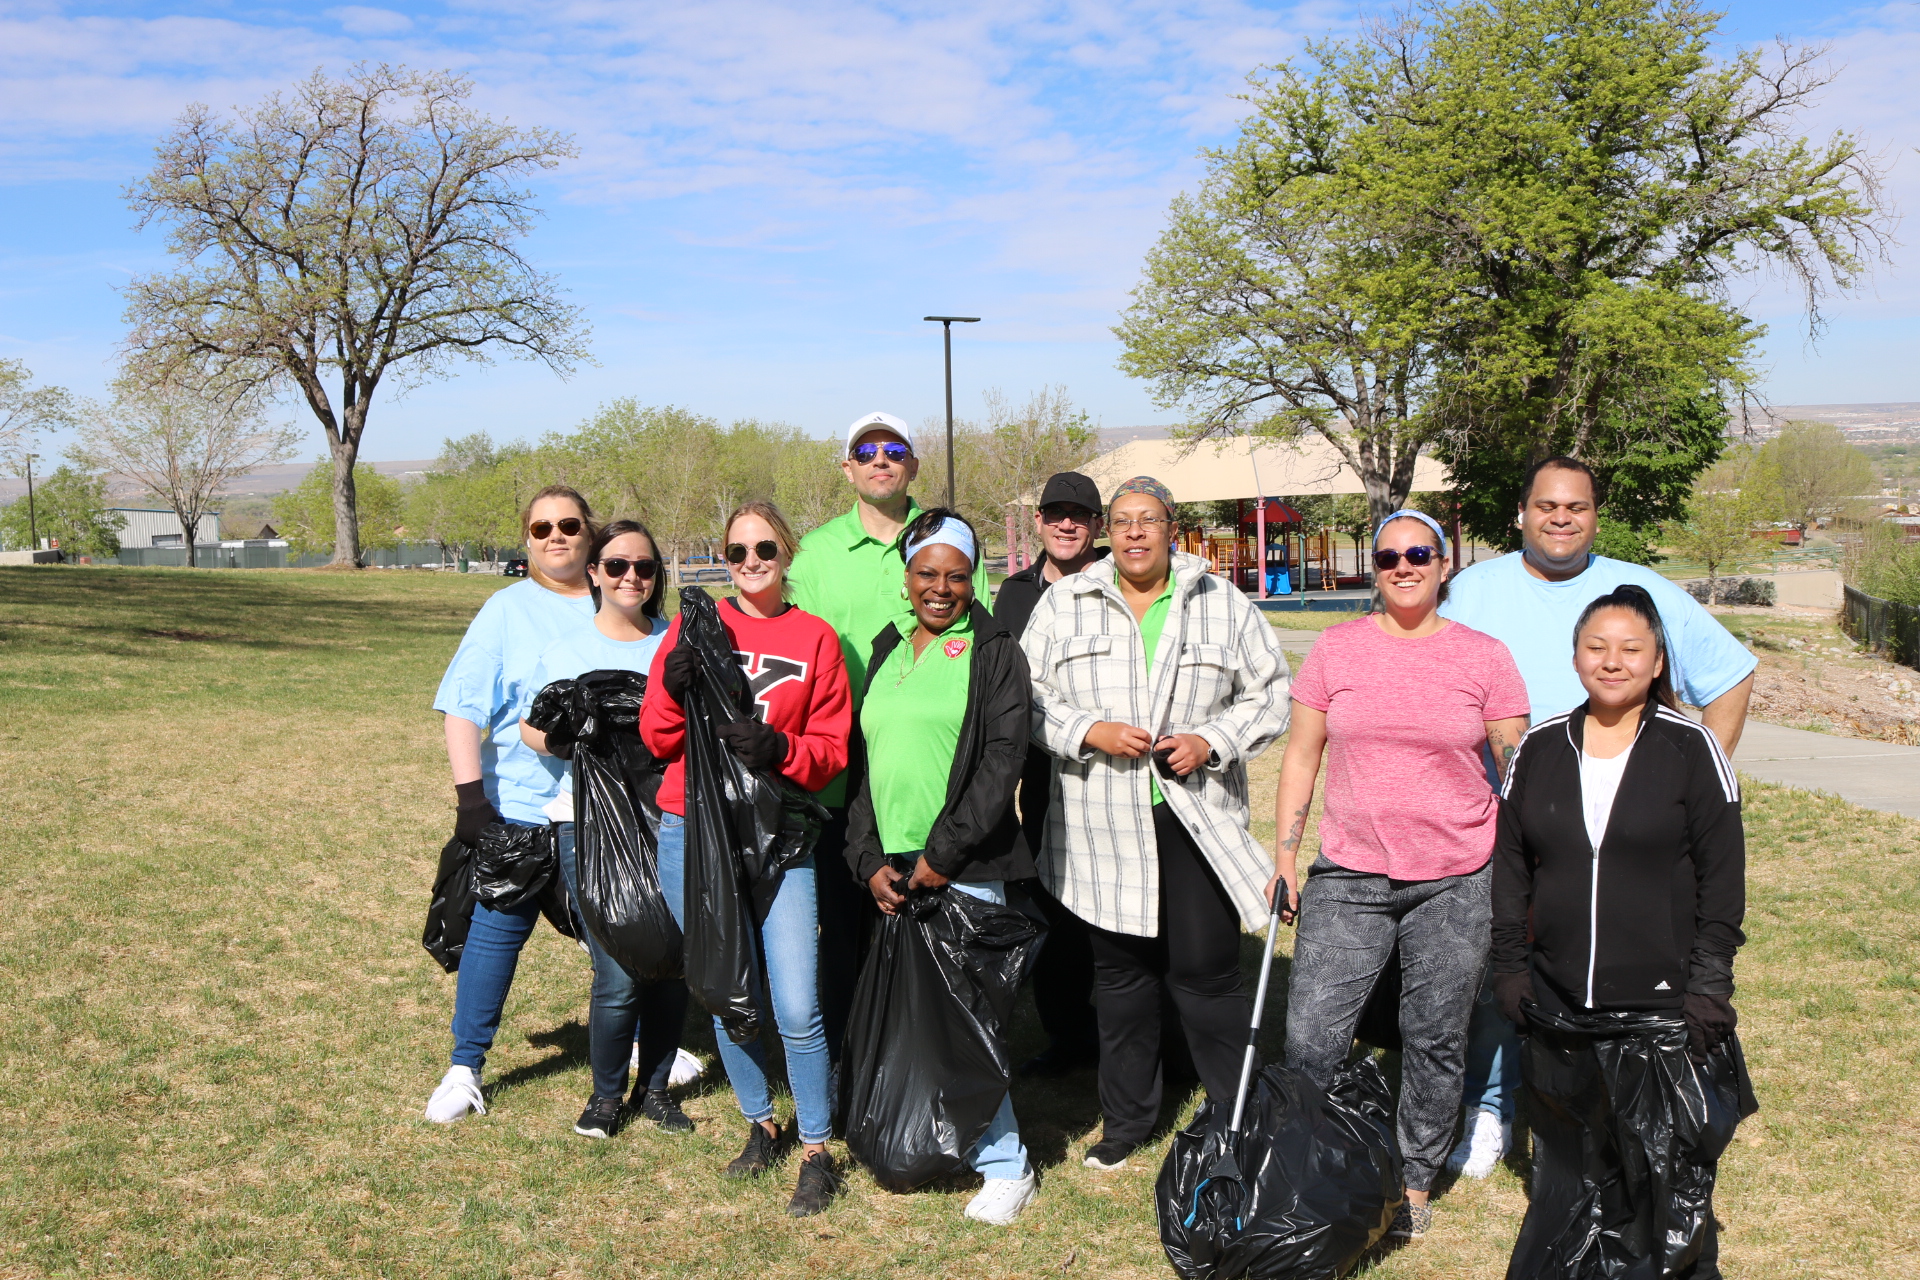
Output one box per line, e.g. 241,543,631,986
1283,856,1491,1191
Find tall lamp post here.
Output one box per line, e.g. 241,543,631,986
923,316,980,509
23,453,41,551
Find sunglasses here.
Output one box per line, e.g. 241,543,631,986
725,540,782,565
1039,505,1096,526
596,557,657,581
528,517,584,540
1372,544,1438,570
850,442,912,464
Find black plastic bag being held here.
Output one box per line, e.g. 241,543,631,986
1157,1056,1404,1280
1510,1007,1758,1280
677,587,830,1044
422,836,478,973
567,668,681,983
841,883,1044,1191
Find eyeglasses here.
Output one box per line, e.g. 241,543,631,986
528,517,584,540
596,557,657,580
1372,545,1438,570
725,540,782,565
850,442,912,465
1039,505,1096,526
1109,515,1169,533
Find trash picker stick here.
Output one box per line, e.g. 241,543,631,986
1229,902,1285,1135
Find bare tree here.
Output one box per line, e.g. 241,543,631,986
122,64,590,567
0,359,77,474
73,375,299,567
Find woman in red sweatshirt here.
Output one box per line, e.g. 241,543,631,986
641,500,852,1217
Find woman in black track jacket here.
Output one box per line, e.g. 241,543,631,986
1490,584,1746,1055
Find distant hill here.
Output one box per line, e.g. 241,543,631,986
0,458,437,503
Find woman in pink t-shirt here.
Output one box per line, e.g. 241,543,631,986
1270,510,1530,1242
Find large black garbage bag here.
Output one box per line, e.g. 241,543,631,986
566,668,681,982
1509,1007,1757,1280
677,587,831,1044
469,821,579,940
422,836,477,973
1157,1056,1403,1280
841,883,1045,1191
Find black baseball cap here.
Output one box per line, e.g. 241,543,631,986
1038,472,1102,514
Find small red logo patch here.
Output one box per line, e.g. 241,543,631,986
943,637,970,659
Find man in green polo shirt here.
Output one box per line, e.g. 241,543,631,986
787,410,990,1065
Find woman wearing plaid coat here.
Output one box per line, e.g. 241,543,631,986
1017,476,1291,1169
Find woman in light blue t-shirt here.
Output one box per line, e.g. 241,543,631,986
518,519,693,1140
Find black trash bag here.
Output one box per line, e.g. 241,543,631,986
841,880,1045,1191
469,821,580,941
1157,1055,1403,1280
566,668,681,983
1509,1007,1758,1280
677,587,831,1044
1354,943,1402,1052
422,836,477,973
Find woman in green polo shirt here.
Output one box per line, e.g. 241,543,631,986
844,508,1040,1225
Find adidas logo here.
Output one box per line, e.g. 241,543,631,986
1654,981,1671,991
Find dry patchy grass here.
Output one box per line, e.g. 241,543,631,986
0,567,1915,1278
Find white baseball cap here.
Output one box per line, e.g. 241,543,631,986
844,411,912,453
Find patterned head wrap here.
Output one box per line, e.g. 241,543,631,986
1108,475,1176,515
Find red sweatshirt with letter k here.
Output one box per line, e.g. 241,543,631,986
640,598,853,816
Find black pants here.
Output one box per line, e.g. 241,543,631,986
812,807,873,1065
1017,749,1099,1058
1085,803,1250,1148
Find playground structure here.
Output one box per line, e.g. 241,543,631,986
1174,498,1350,595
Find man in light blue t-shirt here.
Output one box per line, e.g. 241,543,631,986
1437,455,1757,1177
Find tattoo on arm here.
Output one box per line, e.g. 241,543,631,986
1279,801,1309,855
1489,727,1520,783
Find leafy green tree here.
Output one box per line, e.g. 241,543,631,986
1393,0,1887,540
1753,420,1876,536
1847,520,1920,608
123,66,588,568
1662,453,1768,603
0,359,76,471
0,466,124,556
274,459,404,559
1592,519,1661,566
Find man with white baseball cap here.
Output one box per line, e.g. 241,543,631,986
787,411,991,1074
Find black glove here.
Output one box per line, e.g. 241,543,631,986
662,645,699,704
1683,991,1737,1061
716,718,788,772
454,779,500,846
544,722,579,761
1493,970,1536,1027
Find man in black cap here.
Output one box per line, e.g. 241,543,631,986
995,471,1107,1076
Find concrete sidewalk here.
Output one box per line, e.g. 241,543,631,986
1734,720,1920,820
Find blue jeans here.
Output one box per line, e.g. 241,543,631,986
1460,974,1519,1125
949,880,1029,1181
557,825,689,1100
448,820,550,1073
658,812,834,1144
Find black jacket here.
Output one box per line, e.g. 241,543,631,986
845,603,1038,886
1491,703,1746,1011
991,549,1109,640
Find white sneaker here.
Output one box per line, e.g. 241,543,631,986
667,1048,706,1088
965,1169,1038,1225
1445,1109,1507,1178
424,1065,487,1124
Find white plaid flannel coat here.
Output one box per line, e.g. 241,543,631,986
1019,551,1291,937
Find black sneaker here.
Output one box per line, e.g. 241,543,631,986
638,1088,693,1134
1018,1044,1099,1079
1083,1139,1135,1170
573,1094,625,1140
723,1122,789,1180
786,1150,842,1218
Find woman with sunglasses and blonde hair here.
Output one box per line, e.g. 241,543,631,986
641,500,854,1217
518,519,694,1141
1271,510,1531,1241
426,486,599,1123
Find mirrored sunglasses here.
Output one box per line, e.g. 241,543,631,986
850,441,912,464
1372,545,1438,570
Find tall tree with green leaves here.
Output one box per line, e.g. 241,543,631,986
1391,0,1887,542
1662,451,1768,604
123,65,588,568
0,466,124,557
273,459,404,557
1753,419,1875,536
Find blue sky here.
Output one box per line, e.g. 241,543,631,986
1,0,1915,464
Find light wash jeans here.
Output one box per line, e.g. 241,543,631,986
947,879,1030,1182
1460,975,1520,1125
658,812,834,1144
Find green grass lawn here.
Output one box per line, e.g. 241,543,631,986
1,566,1915,1278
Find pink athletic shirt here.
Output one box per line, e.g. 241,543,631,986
1291,617,1530,881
